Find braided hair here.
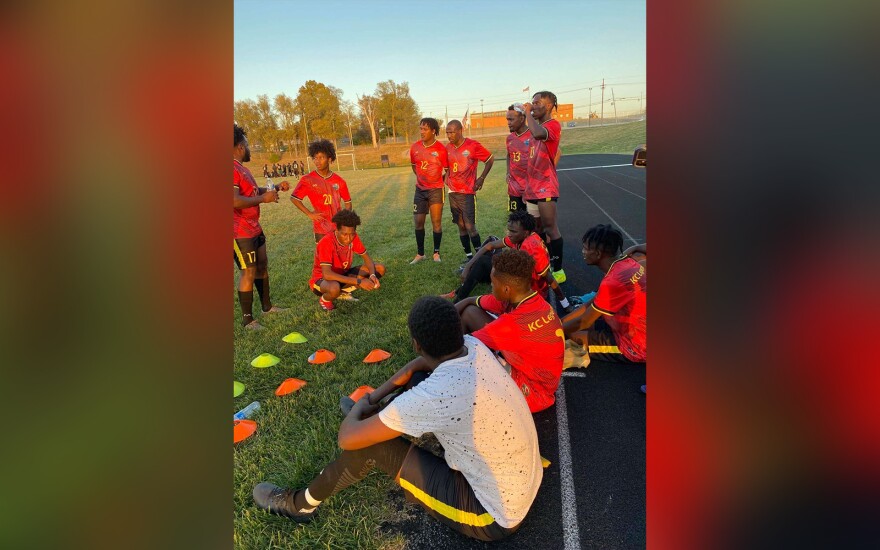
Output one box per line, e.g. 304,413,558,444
582,224,623,257
532,90,558,113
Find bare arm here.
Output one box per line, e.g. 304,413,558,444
562,303,603,337
337,400,401,450
233,186,275,209
461,239,504,280
623,243,647,257
522,103,548,140
474,157,495,191
290,196,323,221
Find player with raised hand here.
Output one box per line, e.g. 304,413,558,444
409,118,448,263
291,139,353,243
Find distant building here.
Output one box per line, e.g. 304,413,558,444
470,104,575,130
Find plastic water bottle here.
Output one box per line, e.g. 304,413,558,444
234,401,260,420
265,177,275,191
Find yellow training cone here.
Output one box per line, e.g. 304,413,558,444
251,353,280,368
234,381,245,397
282,332,308,344
363,349,391,363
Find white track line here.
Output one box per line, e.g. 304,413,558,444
561,172,639,246
555,379,581,550
584,171,646,200
557,163,631,171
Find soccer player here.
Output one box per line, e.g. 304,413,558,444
442,211,571,311
233,124,290,330
522,91,566,283
291,139,353,243
309,209,385,311
506,104,530,213
445,119,494,262
455,249,564,413
409,118,448,263
253,296,542,541
561,224,647,364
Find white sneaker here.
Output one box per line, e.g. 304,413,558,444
410,254,426,264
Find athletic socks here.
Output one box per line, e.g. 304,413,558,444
415,229,426,256
293,488,321,513
254,277,272,312
549,237,564,271
238,290,254,326
459,234,472,255
432,231,442,253
470,234,482,252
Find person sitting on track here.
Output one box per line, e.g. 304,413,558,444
455,249,564,413
253,296,542,542
309,209,385,311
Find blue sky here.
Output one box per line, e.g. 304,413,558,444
234,0,645,118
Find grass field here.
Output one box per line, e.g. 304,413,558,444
233,121,645,548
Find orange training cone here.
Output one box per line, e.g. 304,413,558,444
348,385,376,402
234,419,257,444
363,349,391,363
308,349,336,364
275,378,307,396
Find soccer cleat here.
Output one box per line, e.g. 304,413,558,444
409,254,426,264
439,290,457,300
318,297,334,311
433,252,441,262
252,483,317,522
244,320,265,331
570,291,596,306
262,305,287,313
340,284,357,293
553,269,567,284
337,292,359,302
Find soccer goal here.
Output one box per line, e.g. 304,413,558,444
334,151,358,171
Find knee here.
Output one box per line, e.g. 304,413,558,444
375,264,386,277
326,282,341,298
241,267,257,282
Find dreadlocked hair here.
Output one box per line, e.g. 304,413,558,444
492,248,535,289
533,90,558,112
308,139,337,161
582,224,624,257
507,210,536,232
332,209,361,229
419,117,440,136
234,124,247,147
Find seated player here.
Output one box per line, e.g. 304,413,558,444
561,224,646,364
253,296,542,541
455,249,564,412
309,209,385,311
291,139,353,243
442,211,571,311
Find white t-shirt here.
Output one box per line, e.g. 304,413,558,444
378,335,542,528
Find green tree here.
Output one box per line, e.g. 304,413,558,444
295,80,343,146
273,93,300,157
375,80,420,143
357,94,379,149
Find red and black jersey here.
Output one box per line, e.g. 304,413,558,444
233,159,262,238
410,140,449,190
292,171,352,235
473,292,564,413
446,138,493,194
310,232,367,286
503,233,552,298
506,129,531,197
524,119,561,200
592,256,647,362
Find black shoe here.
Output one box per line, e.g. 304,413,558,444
252,483,317,522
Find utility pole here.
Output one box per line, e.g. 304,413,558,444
445,105,448,127
611,88,618,124
600,78,605,123
480,99,484,135
639,92,643,115
588,87,592,127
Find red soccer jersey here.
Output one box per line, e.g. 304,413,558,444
524,119,561,200
506,129,531,197
292,171,352,235
445,138,493,194
233,160,262,238
591,256,647,362
409,140,449,190
473,292,564,412
503,233,552,298
309,232,367,286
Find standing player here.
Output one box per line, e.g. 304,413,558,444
233,124,289,330
445,120,495,263
505,104,530,213
291,139,353,243
409,118,448,263
455,249,564,413
522,91,566,283
310,210,385,311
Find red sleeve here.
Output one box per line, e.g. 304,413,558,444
502,236,514,248
339,179,351,202
593,275,631,315
233,166,242,188
316,237,334,265
545,120,561,143
352,234,367,255
473,141,492,162
476,293,504,315
292,176,310,200
525,238,550,276
473,315,516,352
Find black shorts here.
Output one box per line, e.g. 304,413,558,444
233,232,266,269
508,195,526,212
310,266,363,296
397,443,520,541
587,318,642,363
413,188,445,215
448,192,477,225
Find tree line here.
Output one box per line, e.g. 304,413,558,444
234,79,423,157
